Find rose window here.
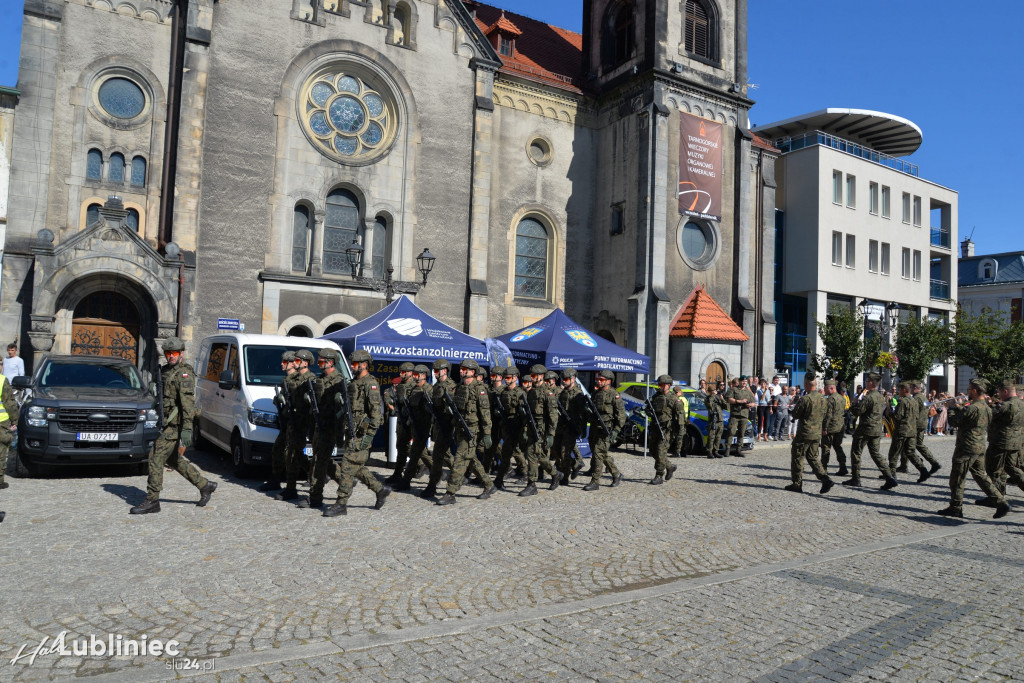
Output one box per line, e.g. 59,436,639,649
299,70,397,164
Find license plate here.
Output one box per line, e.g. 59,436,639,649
77,432,118,442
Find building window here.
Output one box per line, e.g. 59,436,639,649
913,196,922,226
831,231,842,266
499,35,513,56
324,189,360,275
369,216,389,279
902,192,911,223
292,204,311,273
901,247,910,279
392,4,409,45
845,174,856,208
86,203,102,227
87,149,103,180
97,77,146,120
527,137,552,166
126,208,140,232
881,185,890,218
868,240,878,272
881,242,890,275
130,156,146,187
611,203,625,235
515,217,549,299
832,171,841,205
602,1,634,69
109,153,125,184
845,234,855,268
913,250,921,281
677,219,719,270
979,259,996,280
869,182,878,214
684,0,718,62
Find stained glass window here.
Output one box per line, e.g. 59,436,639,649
324,189,360,275
126,208,140,232
131,156,146,187
292,205,310,273
87,149,103,180
515,218,548,299
300,69,395,163
109,153,125,184
97,77,145,119
86,203,101,227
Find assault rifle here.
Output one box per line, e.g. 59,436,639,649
274,381,292,431
519,393,542,443
306,376,322,442
337,374,357,442
582,391,610,437
643,396,667,441
401,391,426,441
555,392,582,438
422,388,458,455
442,385,474,442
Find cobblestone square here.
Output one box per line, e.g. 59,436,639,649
2,435,1022,681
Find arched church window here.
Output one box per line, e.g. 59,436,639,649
126,208,140,232
602,2,634,70
292,204,311,273
370,216,389,279
109,153,125,184
131,156,146,187
392,4,409,45
87,149,103,180
86,203,102,227
515,217,549,299
324,189,361,275
684,0,719,63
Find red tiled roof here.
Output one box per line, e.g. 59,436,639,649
751,132,780,153
467,1,582,92
484,12,522,36
670,285,750,342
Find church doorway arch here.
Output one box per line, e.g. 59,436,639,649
705,361,726,384
71,291,141,363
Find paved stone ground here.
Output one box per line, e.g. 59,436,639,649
1,434,1021,681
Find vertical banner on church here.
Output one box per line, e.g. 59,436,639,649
678,112,723,221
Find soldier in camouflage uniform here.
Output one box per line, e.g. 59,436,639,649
937,379,1009,519
259,350,297,492
553,369,587,481
519,365,561,496
647,375,683,485
583,369,626,490
477,367,504,475
323,349,389,517
299,348,345,510
276,349,315,502
670,387,689,458
909,380,942,475
393,365,434,492
977,379,1024,509
0,362,20,493
846,372,898,490
130,336,216,514
384,362,416,485
725,376,755,456
819,380,848,475
437,359,497,505
887,382,933,482
706,381,727,458
495,367,527,490
421,359,457,500
785,374,834,494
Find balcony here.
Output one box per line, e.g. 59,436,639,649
930,279,950,300
772,130,919,177
930,227,951,249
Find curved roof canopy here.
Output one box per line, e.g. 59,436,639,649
753,108,922,157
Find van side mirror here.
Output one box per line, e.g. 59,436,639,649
12,376,32,390
218,370,238,390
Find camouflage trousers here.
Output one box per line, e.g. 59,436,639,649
551,432,581,478
949,450,1003,509
427,434,454,488
587,433,619,483
308,433,342,502
850,433,892,480
889,435,926,474
147,428,207,501
650,433,671,476
726,416,748,453
284,422,309,491
910,427,939,467
984,447,1024,497
707,420,724,453
334,445,383,505
495,435,526,481
820,430,846,468
791,438,828,487
446,438,493,495
400,433,432,481
392,424,413,478
525,440,557,484
0,424,11,485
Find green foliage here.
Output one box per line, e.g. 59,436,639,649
807,304,871,386
952,306,1024,383
893,311,952,383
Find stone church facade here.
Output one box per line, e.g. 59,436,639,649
4,0,776,381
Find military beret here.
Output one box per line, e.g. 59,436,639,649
824,379,836,387
739,374,748,380
529,364,547,376
865,372,882,382
657,374,673,385
970,378,990,393
295,349,315,363
318,348,340,363
281,350,296,362
349,349,372,363
503,367,519,378
460,359,481,372
413,364,430,375
432,359,451,370
544,370,558,380
399,362,415,372
598,369,615,380
561,368,577,380
162,336,185,352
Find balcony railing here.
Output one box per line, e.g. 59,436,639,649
930,279,950,300
771,130,919,177
930,227,951,249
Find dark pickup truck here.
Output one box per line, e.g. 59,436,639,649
13,355,160,476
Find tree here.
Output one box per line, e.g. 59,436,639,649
952,306,1024,383
808,303,872,386
892,310,952,384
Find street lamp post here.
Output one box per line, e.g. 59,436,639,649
858,299,902,386
344,241,437,304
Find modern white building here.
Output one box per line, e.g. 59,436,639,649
754,109,958,391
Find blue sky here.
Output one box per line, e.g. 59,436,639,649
2,1,1021,256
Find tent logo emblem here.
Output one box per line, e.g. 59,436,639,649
565,330,597,348
386,318,423,337
510,327,543,343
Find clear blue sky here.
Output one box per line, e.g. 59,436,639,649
2,0,1020,256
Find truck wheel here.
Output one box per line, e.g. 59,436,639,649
231,433,250,477
15,447,42,478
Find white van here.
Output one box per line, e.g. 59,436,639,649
193,333,346,474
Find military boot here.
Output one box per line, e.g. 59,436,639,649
374,486,392,510
649,475,664,485
994,502,1011,519
436,493,456,506
974,496,998,508
415,464,429,479
548,469,562,491
297,496,323,509
257,480,282,492
880,477,899,490
518,483,538,497
784,483,802,493
836,465,849,477
571,460,582,480
929,462,942,474
275,488,299,501
611,473,623,487
392,477,412,492
494,476,506,491
477,485,497,500
0,511,5,523
820,478,834,495
665,464,678,481
323,503,347,517
916,467,932,484
842,477,862,487
420,485,437,499
582,481,600,491
130,499,161,514
197,482,217,507
936,505,963,518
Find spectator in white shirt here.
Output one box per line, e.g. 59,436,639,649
3,344,25,383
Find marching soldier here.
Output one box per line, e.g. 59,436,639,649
421,358,457,499
670,386,690,458
323,349,390,517
495,367,528,490
977,379,1024,509
393,365,434,492
583,369,626,490
888,382,933,482
276,349,315,502
437,359,497,505
384,361,417,486
820,379,848,476
908,380,942,476
647,375,682,485
937,378,1009,519
846,372,898,490
477,367,504,475
706,381,727,458
785,373,834,494
553,369,587,481
725,376,755,456
298,348,345,510
260,350,297,492
520,365,561,496
130,336,216,514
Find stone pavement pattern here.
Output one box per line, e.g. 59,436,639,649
1,436,1021,680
